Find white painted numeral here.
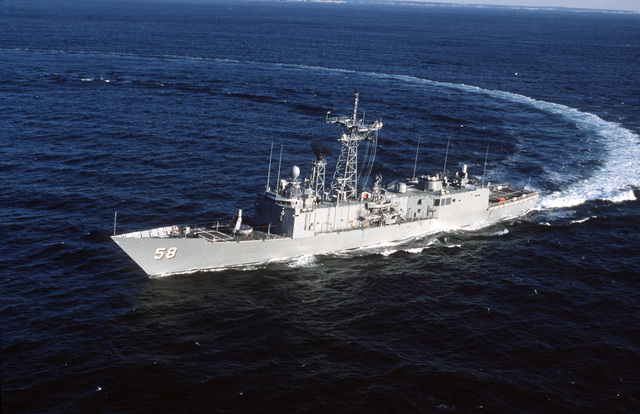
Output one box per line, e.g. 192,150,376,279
154,247,177,260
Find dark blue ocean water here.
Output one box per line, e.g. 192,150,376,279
2,1,640,412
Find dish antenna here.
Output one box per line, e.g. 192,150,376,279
311,140,332,161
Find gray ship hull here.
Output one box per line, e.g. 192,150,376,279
112,193,537,277
112,93,540,277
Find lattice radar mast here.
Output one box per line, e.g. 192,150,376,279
326,92,382,201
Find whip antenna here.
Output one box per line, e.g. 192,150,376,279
442,134,451,176
412,136,421,181
275,144,283,190
482,143,490,187
266,142,274,191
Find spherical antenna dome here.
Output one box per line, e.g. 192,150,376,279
290,165,300,180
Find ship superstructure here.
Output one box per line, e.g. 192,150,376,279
112,93,538,276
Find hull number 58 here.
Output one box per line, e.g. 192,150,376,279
155,247,177,260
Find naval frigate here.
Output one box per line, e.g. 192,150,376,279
112,93,538,276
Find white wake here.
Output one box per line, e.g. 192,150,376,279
370,73,640,209
262,61,640,209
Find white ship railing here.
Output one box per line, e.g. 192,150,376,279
117,220,233,238
118,226,175,238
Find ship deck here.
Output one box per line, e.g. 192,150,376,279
188,227,284,243
489,184,537,206
116,221,286,243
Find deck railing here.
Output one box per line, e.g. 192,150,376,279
118,219,234,238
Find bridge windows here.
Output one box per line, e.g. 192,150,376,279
434,197,452,207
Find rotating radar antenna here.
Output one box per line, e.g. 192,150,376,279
311,140,332,161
